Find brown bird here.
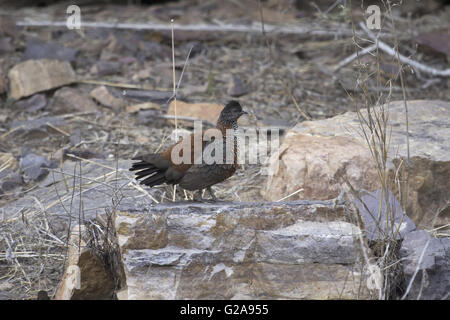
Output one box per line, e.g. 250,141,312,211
130,100,247,201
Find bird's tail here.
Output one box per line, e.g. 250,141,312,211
130,155,169,187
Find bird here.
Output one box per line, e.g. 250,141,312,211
130,100,248,201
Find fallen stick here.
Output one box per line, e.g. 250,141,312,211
17,19,358,37
359,21,450,77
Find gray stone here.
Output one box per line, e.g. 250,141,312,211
23,38,78,62
19,152,54,182
0,37,13,54
70,128,82,146
54,225,115,300
51,87,98,114
353,189,416,241
400,230,450,300
90,86,125,111
228,75,249,97
15,94,47,112
90,60,121,76
0,65,5,94
8,59,77,100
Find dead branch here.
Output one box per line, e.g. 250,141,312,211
17,20,358,38
359,22,450,77
333,44,378,71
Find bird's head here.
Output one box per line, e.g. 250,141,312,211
218,100,248,125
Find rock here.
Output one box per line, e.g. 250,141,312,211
352,189,416,241
416,29,450,56
0,16,17,38
114,200,372,300
0,65,5,94
264,100,450,231
400,230,450,300
19,152,55,182
184,41,205,58
23,38,78,62
70,128,82,146
54,225,115,300
36,291,50,300
119,56,137,65
167,100,223,126
0,37,14,54
121,89,176,104
169,128,192,142
137,40,171,61
51,87,98,114
90,60,121,76
10,116,67,139
264,134,379,201
90,86,125,111
14,94,47,113
132,67,152,81
8,59,77,100
125,102,160,114
0,169,22,192
228,75,249,97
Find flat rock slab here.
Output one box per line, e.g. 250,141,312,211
8,59,77,100
115,200,372,300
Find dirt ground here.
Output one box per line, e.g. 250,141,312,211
0,0,449,299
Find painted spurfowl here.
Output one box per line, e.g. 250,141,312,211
129,100,247,201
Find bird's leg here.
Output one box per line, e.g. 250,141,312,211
192,188,217,202
193,190,204,202
207,186,218,202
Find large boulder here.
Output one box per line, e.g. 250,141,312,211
264,100,450,231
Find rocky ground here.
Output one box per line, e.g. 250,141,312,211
0,0,449,300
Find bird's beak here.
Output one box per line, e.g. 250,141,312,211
241,110,248,116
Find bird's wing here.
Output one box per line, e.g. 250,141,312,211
178,163,235,191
